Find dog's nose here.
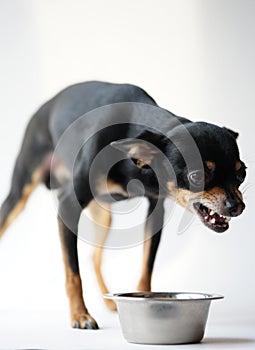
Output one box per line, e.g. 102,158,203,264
225,199,245,217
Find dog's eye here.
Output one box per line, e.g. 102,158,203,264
188,170,204,187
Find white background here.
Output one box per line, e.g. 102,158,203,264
0,0,254,348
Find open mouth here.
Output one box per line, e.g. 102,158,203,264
193,203,231,233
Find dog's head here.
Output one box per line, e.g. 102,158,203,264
111,122,246,233
165,122,246,233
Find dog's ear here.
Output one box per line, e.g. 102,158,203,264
223,127,239,139
110,130,167,168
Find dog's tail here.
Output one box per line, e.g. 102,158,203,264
0,101,54,238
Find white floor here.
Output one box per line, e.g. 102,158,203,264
0,307,254,350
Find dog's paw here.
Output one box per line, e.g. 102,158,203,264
71,313,99,329
104,298,117,311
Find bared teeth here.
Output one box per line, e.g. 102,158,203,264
196,203,231,227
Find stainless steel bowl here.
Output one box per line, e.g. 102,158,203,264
104,292,223,345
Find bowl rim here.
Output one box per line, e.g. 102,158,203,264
104,291,224,301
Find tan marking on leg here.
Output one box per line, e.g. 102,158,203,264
88,200,116,311
65,266,89,326
137,232,152,292
0,167,42,238
58,219,97,328
95,176,128,197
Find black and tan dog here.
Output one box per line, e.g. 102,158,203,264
0,81,246,329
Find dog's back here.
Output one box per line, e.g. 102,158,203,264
0,81,157,236
49,81,157,140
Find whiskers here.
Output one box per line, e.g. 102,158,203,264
241,182,254,199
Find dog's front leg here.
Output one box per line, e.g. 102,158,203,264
137,198,165,292
58,187,98,329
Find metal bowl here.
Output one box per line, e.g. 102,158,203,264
104,292,223,345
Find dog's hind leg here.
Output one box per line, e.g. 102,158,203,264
0,163,43,238
0,103,53,238
137,198,165,292
89,200,116,311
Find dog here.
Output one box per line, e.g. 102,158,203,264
0,81,246,329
